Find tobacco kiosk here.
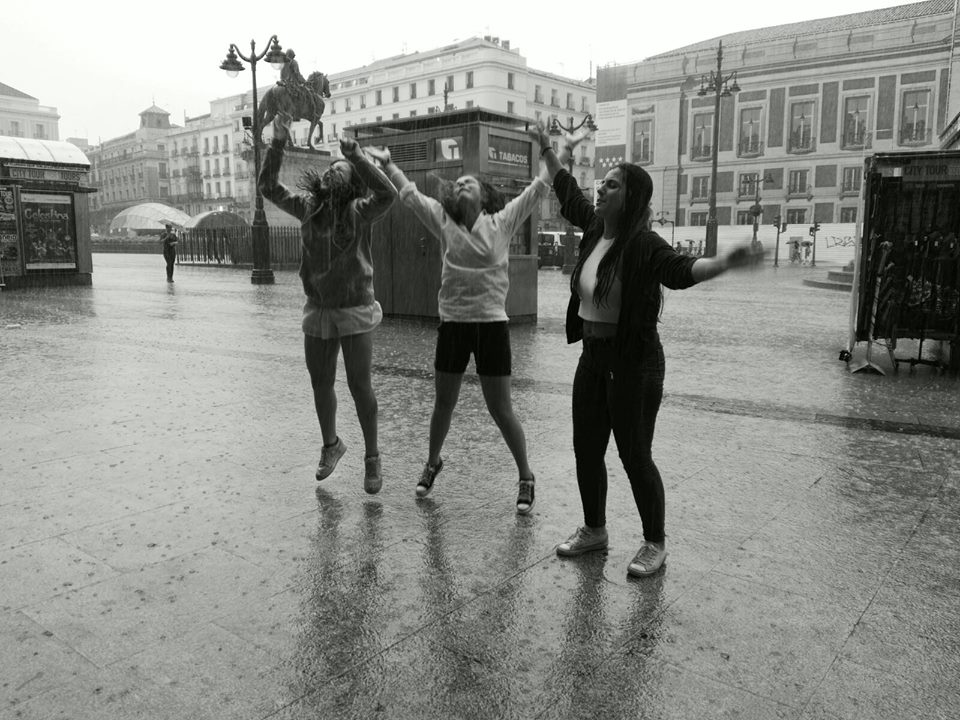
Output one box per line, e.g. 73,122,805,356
351,109,540,322
0,137,93,290
848,151,960,373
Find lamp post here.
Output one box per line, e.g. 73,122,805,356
697,41,740,258
220,36,287,285
749,173,774,251
656,211,676,247
550,114,597,274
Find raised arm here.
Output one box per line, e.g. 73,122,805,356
366,145,443,238
339,136,397,222
258,115,308,220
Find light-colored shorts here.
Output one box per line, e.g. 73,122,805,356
302,299,383,339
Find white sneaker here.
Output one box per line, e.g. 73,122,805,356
556,526,608,557
627,541,666,577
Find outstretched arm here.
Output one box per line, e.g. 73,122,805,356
691,243,765,283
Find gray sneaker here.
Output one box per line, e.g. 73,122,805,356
627,541,666,577
416,458,443,498
364,454,382,495
315,437,346,481
556,526,609,557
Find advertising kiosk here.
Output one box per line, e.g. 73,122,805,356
0,137,93,290
351,109,540,322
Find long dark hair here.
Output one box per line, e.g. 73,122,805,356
430,173,505,226
571,162,654,307
298,161,367,210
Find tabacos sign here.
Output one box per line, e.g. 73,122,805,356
487,135,529,168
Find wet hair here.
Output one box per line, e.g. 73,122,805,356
430,173,505,226
298,160,367,211
572,162,656,309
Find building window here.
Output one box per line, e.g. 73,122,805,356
410,83,417,99
375,89,382,105
10,120,20,136
840,206,858,223
550,88,559,107
900,89,931,145
465,100,474,108
534,85,543,104
843,96,870,148
204,138,210,154
788,169,809,195
736,210,754,225
786,208,807,224
692,113,713,160
789,101,815,152
689,212,709,226
34,124,46,139
223,134,229,150
507,101,515,114
359,95,367,109
392,113,400,120
392,86,399,102
466,71,474,89
507,72,514,90
446,75,455,92
226,180,232,197
409,110,417,117
159,162,167,179
738,107,763,156
428,79,436,95
566,92,574,110
223,158,230,173
345,97,352,111
692,176,710,200
738,172,759,198
632,119,652,164
842,166,862,194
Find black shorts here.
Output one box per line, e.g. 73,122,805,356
435,321,512,376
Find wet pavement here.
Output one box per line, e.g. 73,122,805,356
1,254,958,720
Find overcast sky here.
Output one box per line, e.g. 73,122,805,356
8,0,910,143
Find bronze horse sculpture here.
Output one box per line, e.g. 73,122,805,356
256,71,331,150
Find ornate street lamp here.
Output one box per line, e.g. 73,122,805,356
549,114,598,174
220,36,287,285
697,41,740,258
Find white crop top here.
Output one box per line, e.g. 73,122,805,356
578,237,622,323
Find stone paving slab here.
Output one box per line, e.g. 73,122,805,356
1,255,958,719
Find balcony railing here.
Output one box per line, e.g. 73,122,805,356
787,134,816,154
840,181,862,195
899,127,933,146
691,143,713,161
737,139,764,157
841,130,872,150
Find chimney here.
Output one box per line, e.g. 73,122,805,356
502,40,510,50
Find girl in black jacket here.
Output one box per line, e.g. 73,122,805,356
534,124,761,577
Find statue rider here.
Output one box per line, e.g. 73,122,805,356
278,48,308,106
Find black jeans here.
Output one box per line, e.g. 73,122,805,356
572,337,666,541
163,249,176,280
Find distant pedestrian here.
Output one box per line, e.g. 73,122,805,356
259,115,397,494
160,223,178,282
367,139,548,515
536,122,763,577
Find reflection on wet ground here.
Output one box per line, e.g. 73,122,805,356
1,254,958,719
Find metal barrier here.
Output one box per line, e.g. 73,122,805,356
177,226,302,269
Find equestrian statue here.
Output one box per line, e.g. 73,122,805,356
256,49,331,150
